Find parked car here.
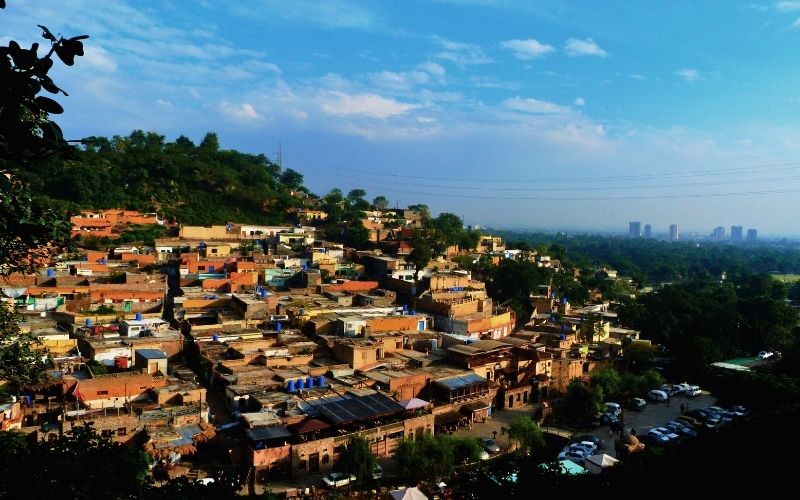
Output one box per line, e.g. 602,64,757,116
604,402,622,416
730,405,749,417
322,472,357,488
626,397,647,410
676,415,703,427
674,382,693,393
479,450,490,461
372,464,383,480
685,385,702,397
645,429,671,443
757,351,774,359
648,389,669,402
572,434,604,447
558,450,588,463
652,427,680,441
659,384,679,397
481,438,500,454
666,421,698,437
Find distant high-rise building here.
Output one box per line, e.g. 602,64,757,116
629,221,641,238
644,224,652,238
731,226,743,242
746,228,757,242
669,224,679,241
712,226,725,242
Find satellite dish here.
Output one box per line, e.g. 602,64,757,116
1,287,27,299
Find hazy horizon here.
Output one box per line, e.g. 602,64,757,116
6,1,800,235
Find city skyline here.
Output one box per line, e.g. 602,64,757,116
5,2,800,234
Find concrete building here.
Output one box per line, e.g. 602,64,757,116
669,224,679,241
628,221,641,238
746,228,758,242
731,225,743,243
712,226,725,242
643,224,652,238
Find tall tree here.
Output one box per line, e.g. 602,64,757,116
0,302,49,396
507,416,545,455
372,195,389,210
339,435,377,484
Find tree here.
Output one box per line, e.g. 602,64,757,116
339,435,377,484
0,6,88,273
372,195,389,210
590,366,623,399
0,302,49,396
280,168,304,189
506,416,545,455
579,312,605,344
406,229,432,281
0,423,150,499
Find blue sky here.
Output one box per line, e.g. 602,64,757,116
6,1,800,236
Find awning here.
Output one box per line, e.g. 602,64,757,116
434,411,463,426
288,418,330,434
399,398,430,411
460,401,490,415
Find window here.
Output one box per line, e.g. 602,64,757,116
211,248,218,254
299,459,307,470
117,427,127,436
322,454,329,464
97,390,109,396
198,266,206,271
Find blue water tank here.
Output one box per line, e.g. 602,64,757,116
317,375,326,387
275,322,282,332
296,378,305,390
260,290,267,298
306,376,314,388
212,334,219,342
402,304,408,311
299,308,305,316
84,318,92,327
287,379,296,393
561,296,568,305
208,265,215,274
560,334,567,341
46,268,55,277
410,310,416,315
135,312,142,321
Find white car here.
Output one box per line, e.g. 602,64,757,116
758,351,774,359
685,386,701,397
558,450,588,463
322,472,356,488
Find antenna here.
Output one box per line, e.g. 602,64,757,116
277,141,283,169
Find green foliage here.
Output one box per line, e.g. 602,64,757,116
25,131,303,226
0,9,85,274
372,195,389,210
395,433,478,483
589,366,623,398
0,303,49,394
406,228,433,280
487,259,548,326
338,435,377,484
558,379,603,423
619,275,799,376
506,416,545,454
0,423,149,499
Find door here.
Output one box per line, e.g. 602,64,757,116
308,452,320,473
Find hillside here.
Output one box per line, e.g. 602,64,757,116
21,130,310,226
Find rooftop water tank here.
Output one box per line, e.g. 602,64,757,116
135,312,142,321
212,334,219,342
84,318,92,327
296,378,305,390
287,379,296,393
306,376,314,388
275,322,282,332
46,268,55,277
316,375,326,387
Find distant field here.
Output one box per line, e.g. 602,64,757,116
769,273,800,282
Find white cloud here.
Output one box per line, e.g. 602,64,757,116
82,45,118,72
499,38,555,60
368,62,446,90
628,73,647,80
564,38,608,57
791,16,800,27
321,92,419,119
155,99,173,107
416,62,447,79
219,101,263,121
674,68,700,83
502,96,571,114
574,97,585,106
776,1,800,12
435,38,492,66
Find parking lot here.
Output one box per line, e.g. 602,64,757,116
582,391,717,456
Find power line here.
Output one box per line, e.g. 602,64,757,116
305,170,800,192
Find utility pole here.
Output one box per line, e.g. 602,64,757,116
276,141,283,169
